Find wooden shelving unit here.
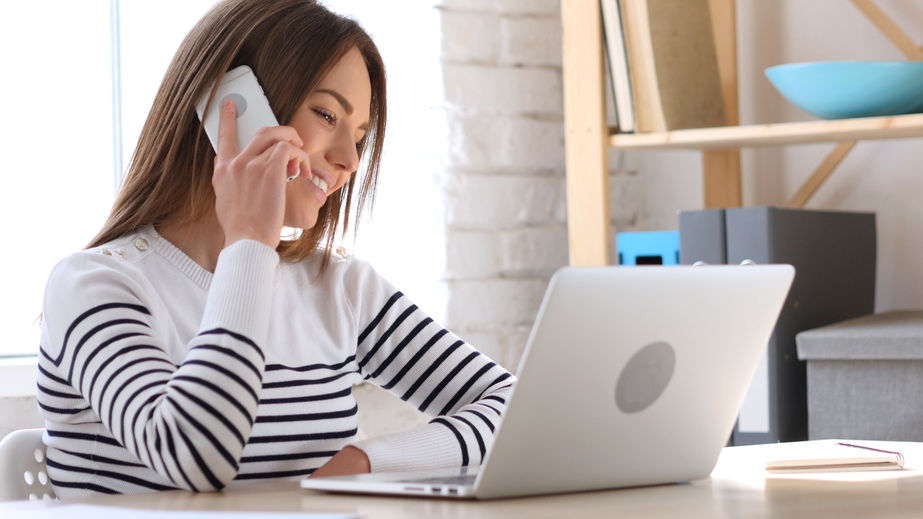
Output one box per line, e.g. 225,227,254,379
609,113,923,150
560,0,923,266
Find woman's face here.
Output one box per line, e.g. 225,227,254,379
284,46,371,229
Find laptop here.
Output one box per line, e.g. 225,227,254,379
301,264,795,499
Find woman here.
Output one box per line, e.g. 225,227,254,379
37,0,512,497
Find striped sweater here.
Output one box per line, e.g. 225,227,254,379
37,225,513,498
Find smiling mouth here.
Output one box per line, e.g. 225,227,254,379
310,176,329,192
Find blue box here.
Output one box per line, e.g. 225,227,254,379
617,231,679,265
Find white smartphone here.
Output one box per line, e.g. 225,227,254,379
196,65,299,181
196,65,279,152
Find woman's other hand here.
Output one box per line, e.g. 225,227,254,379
212,98,310,249
309,446,371,478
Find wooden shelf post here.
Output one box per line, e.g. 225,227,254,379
561,0,611,266
704,0,742,209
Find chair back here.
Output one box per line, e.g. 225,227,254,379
0,428,55,501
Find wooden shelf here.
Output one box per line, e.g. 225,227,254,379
609,112,923,150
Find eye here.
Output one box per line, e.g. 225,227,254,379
313,108,336,126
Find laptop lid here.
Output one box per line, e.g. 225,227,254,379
302,265,794,499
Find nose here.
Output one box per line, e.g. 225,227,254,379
326,131,361,176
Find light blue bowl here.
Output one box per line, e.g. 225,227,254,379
765,61,923,119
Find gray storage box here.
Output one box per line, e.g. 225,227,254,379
796,311,923,441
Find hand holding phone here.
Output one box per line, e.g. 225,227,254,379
199,66,310,249
196,65,300,181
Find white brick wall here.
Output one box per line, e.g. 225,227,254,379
438,1,643,371
439,1,566,370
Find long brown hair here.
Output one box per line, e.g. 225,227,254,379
89,0,386,270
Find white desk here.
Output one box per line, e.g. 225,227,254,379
4,441,923,518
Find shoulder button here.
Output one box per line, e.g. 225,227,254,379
134,238,149,251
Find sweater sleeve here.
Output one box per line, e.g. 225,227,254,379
346,260,515,472
39,240,278,492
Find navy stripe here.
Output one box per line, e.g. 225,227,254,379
432,418,468,466
182,359,259,403
96,356,172,420
462,408,496,433
167,396,238,470
265,356,355,372
439,361,496,415
259,387,353,405
106,369,171,434
262,370,357,389
170,386,246,446
175,423,223,490
49,478,119,495
37,402,90,415
173,375,255,426
367,317,433,379
88,344,163,409
256,404,358,423
401,340,464,402
358,292,403,345
121,380,170,450
56,448,146,468
77,331,151,389
67,318,150,383
381,329,449,390
190,344,262,379
36,383,82,399
478,403,502,416
247,428,358,444
240,450,338,463
46,458,173,491
357,305,417,369
46,429,122,447
198,327,264,361
455,415,486,461
235,468,316,480
55,302,151,366
37,362,70,386
475,375,513,402
165,425,197,491
420,351,479,413
150,428,178,486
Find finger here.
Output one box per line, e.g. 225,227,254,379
216,98,240,160
264,142,311,182
242,125,304,157
286,160,300,182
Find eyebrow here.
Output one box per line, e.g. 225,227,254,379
316,88,370,132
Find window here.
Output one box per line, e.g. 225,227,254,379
0,0,445,357
0,1,117,357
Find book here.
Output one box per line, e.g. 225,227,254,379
765,442,905,474
600,0,635,133
618,0,727,132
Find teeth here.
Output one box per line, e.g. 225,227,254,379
311,176,328,192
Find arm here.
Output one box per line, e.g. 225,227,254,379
40,241,278,491
343,262,515,472
39,99,309,492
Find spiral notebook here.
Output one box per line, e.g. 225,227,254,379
765,441,905,474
